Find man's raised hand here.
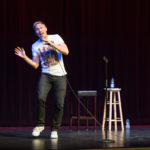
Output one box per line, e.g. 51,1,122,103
14,47,26,59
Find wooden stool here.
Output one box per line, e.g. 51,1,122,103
102,88,124,130
70,90,97,129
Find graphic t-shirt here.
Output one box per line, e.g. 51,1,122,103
32,34,67,76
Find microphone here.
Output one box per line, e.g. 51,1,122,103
41,39,52,46
41,38,54,46
44,41,51,46
41,38,57,51
103,56,108,63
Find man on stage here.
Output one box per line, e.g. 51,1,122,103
15,21,69,139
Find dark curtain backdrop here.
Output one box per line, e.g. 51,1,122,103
0,0,150,126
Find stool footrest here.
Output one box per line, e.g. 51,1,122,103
70,90,97,129
106,102,120,104
106,119,123,121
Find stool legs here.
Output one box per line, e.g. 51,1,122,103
86,100,88,129
70,95,97,129
78,98,80,130
102,89,124,130
102,94,107,129
94,96,97,129
108,91,113,130
114,93,117,130
118,92,124,130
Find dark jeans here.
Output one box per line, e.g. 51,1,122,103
37,73,67,131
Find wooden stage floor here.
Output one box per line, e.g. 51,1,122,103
0,126,150,150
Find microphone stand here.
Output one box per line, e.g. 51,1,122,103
102,56,115,143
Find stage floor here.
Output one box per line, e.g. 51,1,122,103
0,126,150,150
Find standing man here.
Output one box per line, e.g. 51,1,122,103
15,21,69,139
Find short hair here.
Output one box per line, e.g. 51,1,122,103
33,21,46,30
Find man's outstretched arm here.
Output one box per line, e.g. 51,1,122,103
14,47,39,69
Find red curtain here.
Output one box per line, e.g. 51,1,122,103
0,0,150,126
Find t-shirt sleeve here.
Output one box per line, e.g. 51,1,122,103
55,34,64,44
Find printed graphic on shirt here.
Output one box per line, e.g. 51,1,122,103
38,45,61,67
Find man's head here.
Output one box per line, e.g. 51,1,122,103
33,21,48,40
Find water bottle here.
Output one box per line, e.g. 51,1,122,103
110,77,115,88
126,118,130,129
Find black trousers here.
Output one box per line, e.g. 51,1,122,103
37,73,67,131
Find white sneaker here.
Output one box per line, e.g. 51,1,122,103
50,131,58,139
32,126,44,137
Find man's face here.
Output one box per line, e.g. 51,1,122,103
34,23,47,40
